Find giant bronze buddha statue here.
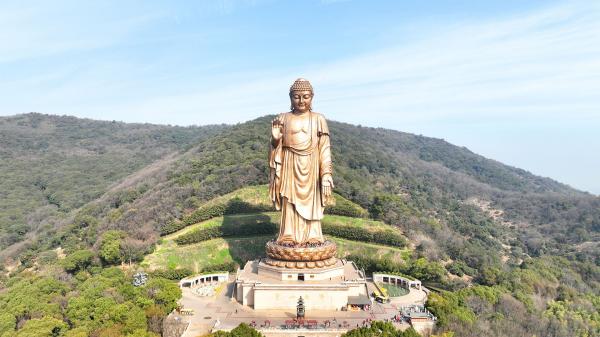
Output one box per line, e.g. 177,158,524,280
265,78,337,269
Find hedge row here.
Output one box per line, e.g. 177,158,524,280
149,264,239,280
173,216,406,248
161,194,368,236
160,219,187,236
202,261,238,273
150,268,193,280
174,220,277,245
160,197,273,235
325,195,368,218
173,226,222,245
322,223,407,248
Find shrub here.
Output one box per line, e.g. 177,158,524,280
322,223,407,247
62,249,95,273
447,260,477,277
150,268,193,280
160,219,186,236
173,213,407,248
348,254,447,283
174,227,224,245
224,197,272,215
202,261,238,273
98,230,125,265
325,194,368,218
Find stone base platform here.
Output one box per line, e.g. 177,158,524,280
259,259,344,281
235,258,370,311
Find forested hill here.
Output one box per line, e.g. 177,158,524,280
0,113,225,251
1,113,598,264
1,113,599,336
331,119,579,196
0,113,596,268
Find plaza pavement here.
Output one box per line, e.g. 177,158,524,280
178,277,427,337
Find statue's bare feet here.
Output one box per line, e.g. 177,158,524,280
306,239,323,245
277,238,296,246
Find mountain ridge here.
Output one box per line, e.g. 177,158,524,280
1,112,598,337
1,113,598,266
5,112,587,195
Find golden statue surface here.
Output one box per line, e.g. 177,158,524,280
265,78,337,268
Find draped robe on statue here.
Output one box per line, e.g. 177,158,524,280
269,112,333,244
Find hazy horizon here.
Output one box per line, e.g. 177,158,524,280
5,110,598,196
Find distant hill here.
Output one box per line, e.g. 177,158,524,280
0,113,224,250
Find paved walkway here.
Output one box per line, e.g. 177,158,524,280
390,287,428,306
179,279,426,337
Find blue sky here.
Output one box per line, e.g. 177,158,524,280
1,0,599,194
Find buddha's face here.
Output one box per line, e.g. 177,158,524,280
290,90,313,113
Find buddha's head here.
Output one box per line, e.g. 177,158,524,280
289,78,314,113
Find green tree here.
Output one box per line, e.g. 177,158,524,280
207,323,264,337
478,267,502,286
13,316,67,337
98,230,125,265
399,327,421,337
0,312,15,334
126,329,159,337
229,323,265,337
0,277,67,328
342,321,403,337
145,278,181,313
62,249,94,273
408,258,446,283
431,333,454,337
63,327,89,337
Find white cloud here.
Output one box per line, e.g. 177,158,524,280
70,1,598,129
0,2,164,64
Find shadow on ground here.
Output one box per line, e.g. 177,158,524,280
222,213,277,268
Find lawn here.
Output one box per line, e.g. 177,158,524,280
322,214,402,233
378,282,409,297
145,234,411,272
143,235,272,272
169,211,401,242
146,204,410,272
200,185,273,210
332,237,411,263
163,212,280,241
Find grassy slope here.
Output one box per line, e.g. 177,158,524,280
144,235,411,272
178,184,368,220
194,185,272,211
143,235,272,273
144,186,408,271
166,211,395,241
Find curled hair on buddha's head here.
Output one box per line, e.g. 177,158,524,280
289,78,314,93
289,78,314,111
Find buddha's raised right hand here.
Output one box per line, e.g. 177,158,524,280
271,117,283,141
